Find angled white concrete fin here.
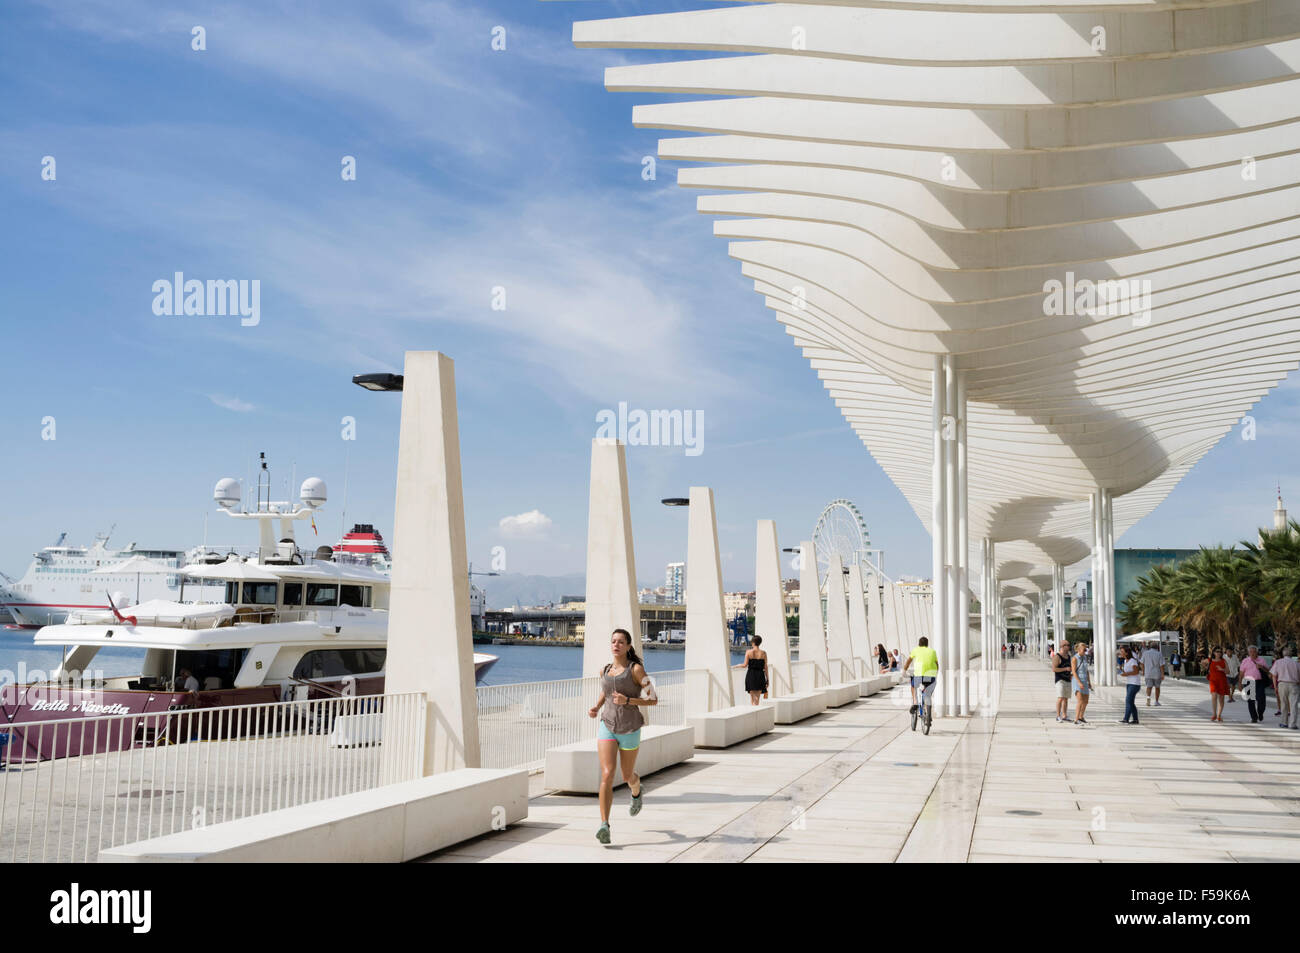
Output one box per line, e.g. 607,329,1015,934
797,537,829,680
864,570,888,668
846,563,872,668
754,519,792,695
684,486,733,711
583,439,643,677
385,351,480,776
824,554,855,668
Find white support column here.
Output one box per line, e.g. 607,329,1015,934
755,520,792,697
383,351,479,778
798,537,829,685
956,371,969,715
825,554,854,680
846,563,873,677
1090,491,1103,682
684,486,733,714
583,439,643,678
931,354,950,715
1103,489,1117,686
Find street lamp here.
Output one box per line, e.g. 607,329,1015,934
352,372,404,392
661,497,689,507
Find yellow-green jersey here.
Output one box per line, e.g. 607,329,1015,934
909,645,939,677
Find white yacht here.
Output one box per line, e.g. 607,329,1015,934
1,465,497,760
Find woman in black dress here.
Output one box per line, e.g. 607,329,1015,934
742,635,769,705
875,643,889,673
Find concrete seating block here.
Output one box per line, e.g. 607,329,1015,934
543,724,694,794
99,767,529,863
858,675,894,696
824,682,862,707
769,689,831,724
688,703,776,748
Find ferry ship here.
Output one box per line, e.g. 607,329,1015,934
0,463,498,761
334,522,485,628
0,533,225,627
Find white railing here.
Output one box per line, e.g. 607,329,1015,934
791,660,825,692
830,657,855,683
476,670,694,771
0,691,425,862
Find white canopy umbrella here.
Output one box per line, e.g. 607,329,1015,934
90,554,177,603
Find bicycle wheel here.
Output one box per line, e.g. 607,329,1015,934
923,704,932,735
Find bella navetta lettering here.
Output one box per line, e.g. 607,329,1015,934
30,699,131,716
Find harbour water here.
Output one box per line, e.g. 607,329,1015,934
0,627,748,687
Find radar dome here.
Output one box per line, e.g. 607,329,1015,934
214,478,241,509
300,478,327,508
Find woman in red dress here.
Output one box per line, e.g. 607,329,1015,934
1208,647,1229,721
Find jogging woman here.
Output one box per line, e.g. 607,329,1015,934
587,628,658,844
741,635,768,705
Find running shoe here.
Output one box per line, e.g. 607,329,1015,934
596,822,610,844
630,781,643,817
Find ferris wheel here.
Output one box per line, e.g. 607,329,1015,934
812,499,873,587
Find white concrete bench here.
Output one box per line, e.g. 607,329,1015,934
824,682,862,707
857,675,894,697
99,767,529,863
769,689,831,724
688,704,776,748
544,725,694,794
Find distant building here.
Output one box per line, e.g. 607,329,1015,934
724,591,754,618
665,562,685,604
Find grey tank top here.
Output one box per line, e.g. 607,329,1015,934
601,664,644,734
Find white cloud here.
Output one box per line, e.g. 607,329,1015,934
498,510,552,537
208,394,255,412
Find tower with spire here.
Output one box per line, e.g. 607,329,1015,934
1276,484,1288,532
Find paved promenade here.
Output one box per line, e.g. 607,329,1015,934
422,658,1300,863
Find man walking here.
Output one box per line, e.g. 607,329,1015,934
1051,642,1072,722
1241,646,1271,724
1141,641,1165,707
1225,647,1240,703
1271,646,1299,730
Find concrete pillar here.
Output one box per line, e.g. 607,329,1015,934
956,371,969,715
684,486,733,714
1103,489,1117,686
931,354,949,713
824,554,854,679
755,520,792,696
798,537,829,684
383,351,479,778
583,439,642,678
864,569,888,673
846,563,873,676
882,579,903,657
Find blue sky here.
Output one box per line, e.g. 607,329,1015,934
1,0,1296,591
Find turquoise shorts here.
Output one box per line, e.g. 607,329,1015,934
596,722,641,750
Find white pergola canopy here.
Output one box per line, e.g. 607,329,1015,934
570,0,1297,598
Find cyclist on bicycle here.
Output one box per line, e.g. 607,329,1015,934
903,636,939,714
